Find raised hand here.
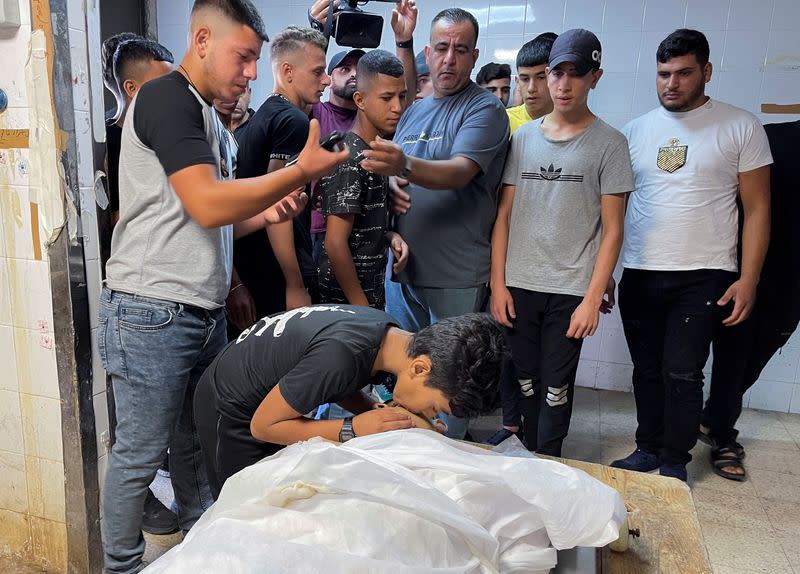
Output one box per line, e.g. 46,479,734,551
391,0,418,42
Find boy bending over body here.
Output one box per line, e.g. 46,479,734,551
195,305,506,497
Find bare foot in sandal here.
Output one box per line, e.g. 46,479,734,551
711,445,746,481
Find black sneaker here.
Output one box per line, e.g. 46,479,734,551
484,428,525,447
610,449,661,472
142,489,179,535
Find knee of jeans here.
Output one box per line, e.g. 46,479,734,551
665,368,705,390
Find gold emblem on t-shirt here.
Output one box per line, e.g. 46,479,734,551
657,138,688,173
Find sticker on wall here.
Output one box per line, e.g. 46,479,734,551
0,88,7,113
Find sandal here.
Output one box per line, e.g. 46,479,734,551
698,427,746,460
711,446,746,482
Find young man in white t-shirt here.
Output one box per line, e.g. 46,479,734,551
490,29,633,456
611,29,772,482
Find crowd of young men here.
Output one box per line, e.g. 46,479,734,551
97,0,797,572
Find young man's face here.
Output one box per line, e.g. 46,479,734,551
330,56,361,100
427,20,479,97
355,74,407,136
392,367,452,421
481,77,511,106
415,74,433,100
291,44,331,107
656,53,711,112
546,62,601,115
203,19,263,102
517,63,551,118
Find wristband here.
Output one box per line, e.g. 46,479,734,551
395,39,413,49
228,283,244,295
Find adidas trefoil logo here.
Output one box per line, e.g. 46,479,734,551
540,164,563,181
521,163,584,183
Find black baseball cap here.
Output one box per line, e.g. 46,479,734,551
327,49,366,75
548,28,602,75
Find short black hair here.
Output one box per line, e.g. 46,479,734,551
191,0,268,42
431,8,480,48
516,32,557,69
357,49,404,90
102,32,141,90
476,62,511,85
113,38,174,90
409,314,507,419
656,28,710,67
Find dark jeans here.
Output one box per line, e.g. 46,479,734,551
312,231,326,268
619,268,735,466
194,365,283,499
506,288,583,456
702,281,800,445
98,289,223,574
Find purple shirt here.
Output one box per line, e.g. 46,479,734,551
310,101,357,233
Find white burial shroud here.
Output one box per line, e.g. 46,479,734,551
144,429,626,574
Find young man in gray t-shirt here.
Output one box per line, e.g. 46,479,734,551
490,29,634,456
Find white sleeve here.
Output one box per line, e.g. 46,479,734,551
738,114,773,173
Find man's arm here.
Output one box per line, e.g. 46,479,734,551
170,119,347,228
718,165,771,325
361,100,508,190
264,158,311,310
489,184,517,328
325,214,370,306
362,139,482,190
226,266,257,330
391,0,418,110
566,193,626,339
250,385,412,445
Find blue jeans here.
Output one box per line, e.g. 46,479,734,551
98,288,225,574
384,279,486,440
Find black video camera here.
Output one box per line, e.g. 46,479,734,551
310,0,397,49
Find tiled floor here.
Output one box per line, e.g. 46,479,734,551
142,388,800,573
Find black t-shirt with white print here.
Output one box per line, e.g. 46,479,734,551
233,95,315,318
209,305,395,423
318,132,390,308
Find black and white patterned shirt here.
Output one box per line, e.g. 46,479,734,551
318,132,389,308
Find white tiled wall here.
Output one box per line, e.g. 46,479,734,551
0,0,68,568
154,0,800,413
